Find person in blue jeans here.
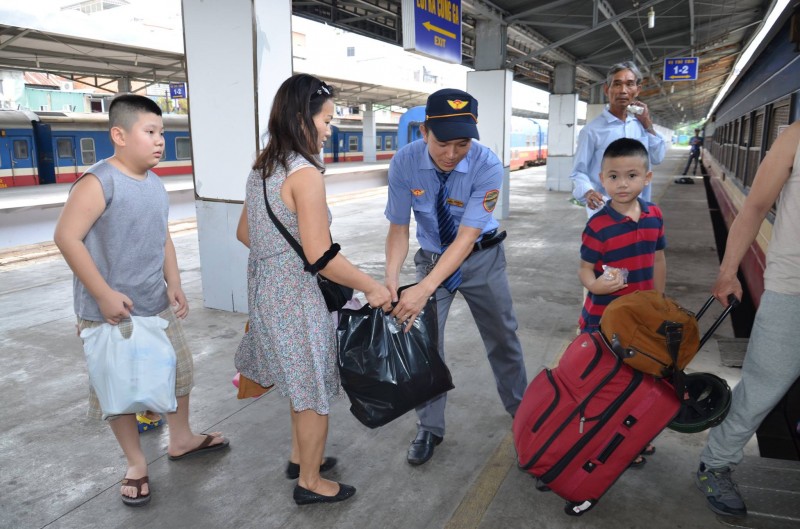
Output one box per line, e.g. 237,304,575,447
696,120,800,517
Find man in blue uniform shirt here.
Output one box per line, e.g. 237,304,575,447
570,61,665,217
384,88,528,466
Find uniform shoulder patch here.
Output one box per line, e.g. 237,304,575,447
483,189,499,212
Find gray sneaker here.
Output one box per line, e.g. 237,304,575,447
695,463,747,517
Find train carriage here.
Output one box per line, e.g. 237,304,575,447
324,120,398,163
0,110,39,188
0,110,193,188
701,10,800,309
396,105,548,169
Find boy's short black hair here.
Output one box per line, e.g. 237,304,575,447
602,138,649,169
108,94,162,131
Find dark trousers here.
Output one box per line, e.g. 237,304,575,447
412,243,528,437
683,152,700,175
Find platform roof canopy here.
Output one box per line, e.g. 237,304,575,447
0,24,186,92
295,0,782,128
0,0,784,127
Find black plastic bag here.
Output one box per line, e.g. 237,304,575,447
337,292,454,428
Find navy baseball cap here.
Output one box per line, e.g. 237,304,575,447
425,88,479,141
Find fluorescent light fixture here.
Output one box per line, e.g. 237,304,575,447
707,0,791,120
647,7,655,29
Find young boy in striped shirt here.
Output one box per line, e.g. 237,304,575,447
578,137,666,468
578,137,667,333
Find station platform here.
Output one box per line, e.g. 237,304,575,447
1,147,798,529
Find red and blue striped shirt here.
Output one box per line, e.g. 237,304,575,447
579,198,666,331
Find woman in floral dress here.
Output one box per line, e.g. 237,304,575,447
236,74,392,505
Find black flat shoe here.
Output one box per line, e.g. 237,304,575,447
407,430,443,466
285,457,338,480
293,482,356,505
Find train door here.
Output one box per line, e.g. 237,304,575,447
329,125,340,162
32,121,56,184
53,136,78,183
6,136,37,186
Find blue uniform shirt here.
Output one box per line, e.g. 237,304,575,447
385,139,501,254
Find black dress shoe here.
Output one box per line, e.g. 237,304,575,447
285,457,338,480
293,482,356,505
407,430,443,466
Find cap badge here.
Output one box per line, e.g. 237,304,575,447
447,99,469,110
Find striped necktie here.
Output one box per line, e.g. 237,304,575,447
436,171,462,292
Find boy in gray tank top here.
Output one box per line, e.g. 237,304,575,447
54,94,229,507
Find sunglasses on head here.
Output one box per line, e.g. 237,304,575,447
313,81,332,98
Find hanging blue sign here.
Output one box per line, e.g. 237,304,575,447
663,58,699,81
402,0,462,64
169,82,187,99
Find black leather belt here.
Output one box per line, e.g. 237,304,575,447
472,229,507,253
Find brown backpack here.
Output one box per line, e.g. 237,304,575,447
600,290,700,377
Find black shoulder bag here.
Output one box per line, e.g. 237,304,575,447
261,178,353,312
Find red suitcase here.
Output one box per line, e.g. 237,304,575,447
512,331,681,516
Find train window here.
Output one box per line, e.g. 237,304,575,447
57,139,73,158
175,137,192,160
80,138,96,165
13,140,28,159
768,101,790,149
376,136,383,151
385,136,392,150
348,136,358,152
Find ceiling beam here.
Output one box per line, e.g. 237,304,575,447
508,0,667,67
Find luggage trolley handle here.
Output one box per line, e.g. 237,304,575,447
695,294,739,351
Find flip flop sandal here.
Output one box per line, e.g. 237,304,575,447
628,456,647,469
121,476,151,507
641,445,656,456
168,434,230,461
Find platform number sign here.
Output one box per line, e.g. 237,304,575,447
664,58,698,82
169,82,187,99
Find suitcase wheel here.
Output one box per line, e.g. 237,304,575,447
565,500,596,516
533,478,551,492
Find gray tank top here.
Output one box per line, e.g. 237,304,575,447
764,139,800,295
73,159,170,320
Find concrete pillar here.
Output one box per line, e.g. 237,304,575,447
117,76,131,93
362,102,376,162
586,82,605,123
183,0,293,312
474,19,505,70
470,18,511,219
545,64,578,192
468,69,512,220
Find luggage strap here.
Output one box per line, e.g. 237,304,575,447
664,323,685,399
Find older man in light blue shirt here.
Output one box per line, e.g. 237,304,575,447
571,62,666,216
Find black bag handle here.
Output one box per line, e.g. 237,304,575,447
664,323,685,398
261,177,339,274
696,294,740,350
